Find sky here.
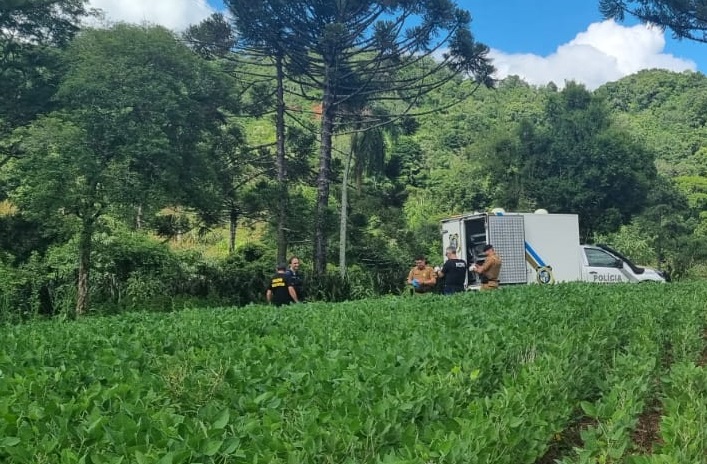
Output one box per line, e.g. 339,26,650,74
86,0,705,90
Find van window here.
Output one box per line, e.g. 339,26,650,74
585,248,620,267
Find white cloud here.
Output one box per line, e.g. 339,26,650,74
87,0,215,31
491,20,696,89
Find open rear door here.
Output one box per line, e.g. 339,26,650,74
441,217,465,262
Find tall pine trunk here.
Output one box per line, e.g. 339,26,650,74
314,75,335,275
228,206,238,255
135,204,143,230
275,54,288,264
339,147,353,278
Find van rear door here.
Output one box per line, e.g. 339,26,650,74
441,217,465,262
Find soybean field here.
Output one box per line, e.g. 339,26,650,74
1,283,706,463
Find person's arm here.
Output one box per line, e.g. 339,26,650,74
288,285,299,303
474,259,491,274
406,268,414,284
285,274,300,303
266,289,272,304
425,267,437,285
436,262,448,278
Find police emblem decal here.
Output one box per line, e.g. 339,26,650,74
536,266,555,284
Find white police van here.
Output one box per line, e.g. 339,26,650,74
440,209,666,289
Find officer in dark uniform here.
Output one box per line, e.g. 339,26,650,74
285,256,304,303
266,263,297,306
435,246,467,295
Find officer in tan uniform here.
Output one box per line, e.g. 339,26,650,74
472,244,502,290
406,256,437,293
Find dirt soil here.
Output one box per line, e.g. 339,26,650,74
631,398,664,455
538,330,707,464
536,416,597,464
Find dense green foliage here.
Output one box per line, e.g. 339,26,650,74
1,1,707,316
1,283,705,462
482,82,657,239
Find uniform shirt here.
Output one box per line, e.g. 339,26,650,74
441,258,467,288
267,273,293,306
477,254,502,282
407,266,436,291
285,269,304,301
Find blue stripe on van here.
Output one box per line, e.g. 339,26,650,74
525,242,546,267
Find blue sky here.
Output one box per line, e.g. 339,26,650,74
89,0,705,89
462,1,704,71
463,1,678,55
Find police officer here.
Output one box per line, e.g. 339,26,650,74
285,256,304,303
266,263,298,306
435,247,467,295
472,244,502,290
407,256,437,293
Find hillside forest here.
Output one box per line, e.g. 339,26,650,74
2,2,707,319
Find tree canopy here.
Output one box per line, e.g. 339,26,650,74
599,0,707,43
0,0,91,166
7,24,238,314
225,0,494,274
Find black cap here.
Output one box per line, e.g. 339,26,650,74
483,244,494,251
276,263,287,270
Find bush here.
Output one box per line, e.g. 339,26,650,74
0,252,61,322
198,243,275,306
0,222,412,321
305,265,408,303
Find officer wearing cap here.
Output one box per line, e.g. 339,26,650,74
472,244,502,290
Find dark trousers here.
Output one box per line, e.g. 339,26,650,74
443,286,464,295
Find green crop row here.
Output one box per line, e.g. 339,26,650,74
560,350,658,464
559,299,663,464
561,284,707,464
626,361,707,464
0,282,705,463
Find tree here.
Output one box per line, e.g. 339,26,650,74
226,0,494,274
595,69,707,177
196,123,270,254
631,177,704,278
485,82,657,240
9,24,236,315
0,0,90,112
0,0,91,171
183,13,236,60
599,0,707,43
184,15,279,254
219,2,303,265
339,111,389,277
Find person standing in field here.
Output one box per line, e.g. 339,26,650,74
435,247,467,295
285,256,304,303
472,244,502,290
407,256,437,293
266,263,298,306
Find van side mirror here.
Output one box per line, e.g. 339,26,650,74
615,259,624,269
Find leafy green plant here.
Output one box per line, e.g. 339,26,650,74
0,283,705,462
